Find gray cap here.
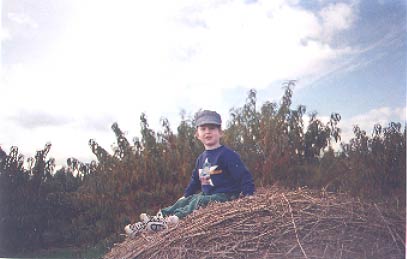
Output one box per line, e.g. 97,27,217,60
195,110,222,127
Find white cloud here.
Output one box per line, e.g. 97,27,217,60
1,0,364,165
0,27,11,42
395,107,407,121
7,12,39,29
319,2,357,41
339,106,406,143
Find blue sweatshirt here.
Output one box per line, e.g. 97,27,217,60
184,145,255,197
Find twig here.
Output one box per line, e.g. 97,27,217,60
374,203,401,251
103,187,405,259
286,219,320,254
282,193,308,258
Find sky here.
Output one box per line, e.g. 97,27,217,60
1,0,406,167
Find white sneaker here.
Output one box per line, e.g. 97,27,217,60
145,221,168,232
155,210,164,220
135,211,178,232
145,211,167,232
166,215,179,225
124,221,145,238
140,213,151,223
140,211,163,223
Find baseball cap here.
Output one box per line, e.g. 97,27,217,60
195,110,222,127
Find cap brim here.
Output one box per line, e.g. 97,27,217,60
196,120,221,127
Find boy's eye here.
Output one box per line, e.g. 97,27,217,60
200,126,216,131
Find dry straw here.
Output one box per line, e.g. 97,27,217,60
104,186,405,259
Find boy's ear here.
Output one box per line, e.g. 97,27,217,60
219,128,224,137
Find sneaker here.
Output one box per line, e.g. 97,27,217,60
145,221,168,232
155,210,164,220
145,211,168,232
167,215,179,225
124,221,145,238
136,211,178,232
140,211,162,223
140,213,151,223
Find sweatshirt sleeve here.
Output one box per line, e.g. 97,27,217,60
227,151,255,196
184,158,201,197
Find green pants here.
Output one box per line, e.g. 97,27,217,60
161,192,238,219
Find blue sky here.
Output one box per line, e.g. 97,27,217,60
1,0,406,166
294,0,405,116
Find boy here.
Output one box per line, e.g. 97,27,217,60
125,110,255,236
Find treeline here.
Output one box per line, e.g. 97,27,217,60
0,83,405,254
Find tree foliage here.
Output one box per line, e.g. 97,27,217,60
0,84,405,255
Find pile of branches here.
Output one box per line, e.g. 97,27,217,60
104,186,405,259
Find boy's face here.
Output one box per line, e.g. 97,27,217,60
196,124,223,150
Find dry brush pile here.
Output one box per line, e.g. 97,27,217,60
104,187,405,259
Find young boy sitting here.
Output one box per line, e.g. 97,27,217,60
125,110,255,236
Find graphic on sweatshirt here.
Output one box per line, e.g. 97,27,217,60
199,158,218,186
